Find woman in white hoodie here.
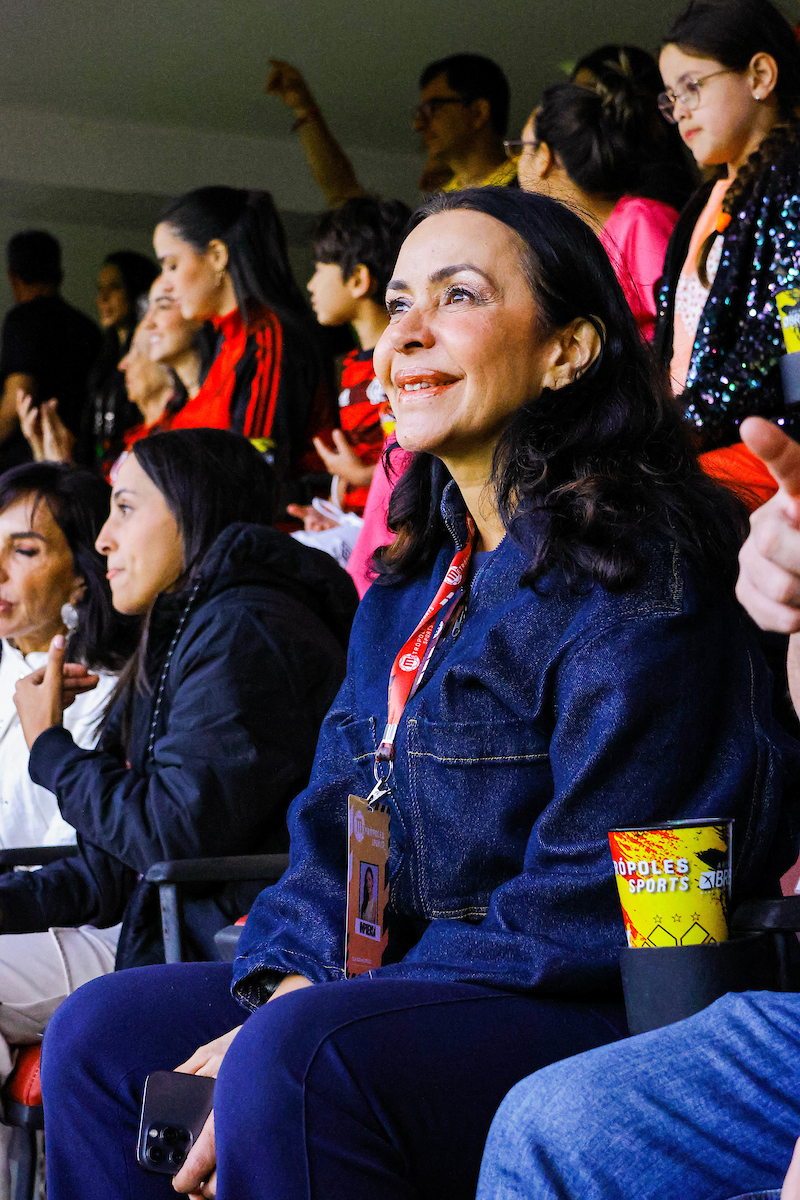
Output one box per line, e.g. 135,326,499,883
0,461,135,847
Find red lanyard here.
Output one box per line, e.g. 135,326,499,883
374,515,476,787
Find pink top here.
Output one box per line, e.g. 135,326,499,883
599,195,680,341
346,443,414,599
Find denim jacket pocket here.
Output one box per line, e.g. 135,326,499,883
333,714,379,798
336,715,378,764
406,717,551,918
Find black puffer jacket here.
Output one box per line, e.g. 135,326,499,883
6,522,358,968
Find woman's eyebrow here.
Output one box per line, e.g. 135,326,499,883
112,487,137,501
429,263,497,286
8,530,45,541
386,264,498,292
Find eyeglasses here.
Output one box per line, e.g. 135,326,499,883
657,69,732,124
503,139,538,160
413,97,467,122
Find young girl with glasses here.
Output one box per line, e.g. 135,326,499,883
655,0,800,507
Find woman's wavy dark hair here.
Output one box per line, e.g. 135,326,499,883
374,187,746,593
158,187,308,324
663,0,800,286
0,462,138,671
103,429,277,741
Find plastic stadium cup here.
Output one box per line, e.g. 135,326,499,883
777,288,800,405
608,819,733,949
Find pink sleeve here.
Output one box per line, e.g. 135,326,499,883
601,198,679,341
346,443,414,599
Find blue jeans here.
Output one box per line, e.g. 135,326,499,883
40,963,625,1200
477,991,800,1200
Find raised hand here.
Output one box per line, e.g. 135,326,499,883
40,399,75,463
265,60,316,115
16,392,45,460
13,635,99,748
312,430,375,488
286,503,340,532
736,416,800,632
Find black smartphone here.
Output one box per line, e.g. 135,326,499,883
136,1070,215,1176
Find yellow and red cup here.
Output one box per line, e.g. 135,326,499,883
777,289,800,405
608,819,733,949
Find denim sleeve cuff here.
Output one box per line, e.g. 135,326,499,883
231,968,286,1012
28,725,80,791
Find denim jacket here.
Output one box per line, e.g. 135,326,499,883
233,484,800,1007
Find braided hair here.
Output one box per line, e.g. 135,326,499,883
663,0,800,286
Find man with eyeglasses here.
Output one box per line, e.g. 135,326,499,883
265,53,515,206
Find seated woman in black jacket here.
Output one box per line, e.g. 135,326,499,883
6,428,357,1056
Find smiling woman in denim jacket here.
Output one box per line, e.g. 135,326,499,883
40,187,800,1200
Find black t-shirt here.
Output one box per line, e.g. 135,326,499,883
0,294,102,439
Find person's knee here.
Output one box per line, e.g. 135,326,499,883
41,971,138,1094
494,1062,586,1156
214,983,360,1130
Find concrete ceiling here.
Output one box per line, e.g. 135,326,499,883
4,0,796,154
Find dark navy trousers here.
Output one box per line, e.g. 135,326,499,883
41,963,626,1200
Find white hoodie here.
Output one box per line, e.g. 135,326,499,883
0,640,116,848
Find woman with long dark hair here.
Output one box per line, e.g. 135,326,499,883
0,430,355,1182
655,0,800,505
0,460,135,1192
0,461,133,847
10,428,355,951
516,79,679,339
153,186,336,499
39,188,800,1200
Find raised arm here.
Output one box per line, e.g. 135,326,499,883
265,60,368,208
737,417,800,716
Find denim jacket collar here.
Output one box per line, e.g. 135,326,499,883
440,480,472,551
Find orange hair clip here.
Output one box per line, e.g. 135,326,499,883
715,212,732,234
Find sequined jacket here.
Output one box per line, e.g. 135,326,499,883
232,482,800,1007
653,145,800,451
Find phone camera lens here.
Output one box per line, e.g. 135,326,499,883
162,1126,179,1145
170,1150,186,1168
147,1145,166,1165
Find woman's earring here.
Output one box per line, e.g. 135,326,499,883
60,602,80,634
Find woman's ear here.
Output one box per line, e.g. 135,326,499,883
748,53,778,102
69,579,86,607
206,239,230,275
532,141,556,181
540,318,603,391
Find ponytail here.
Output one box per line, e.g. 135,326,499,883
158,186,308,322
